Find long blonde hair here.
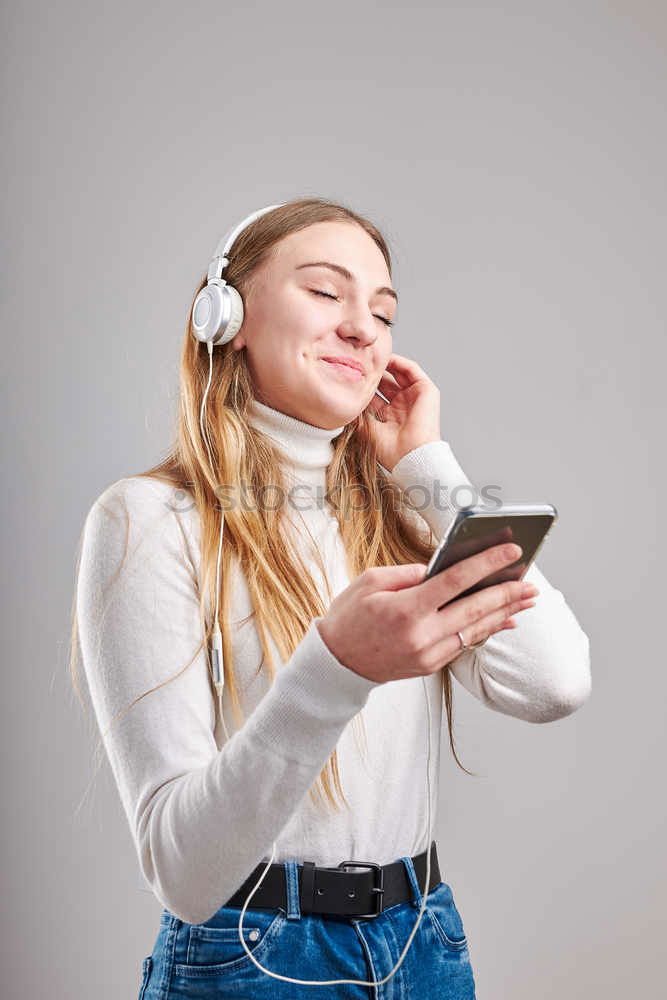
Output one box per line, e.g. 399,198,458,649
69,196,473,820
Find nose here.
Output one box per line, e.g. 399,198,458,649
336,316,378,347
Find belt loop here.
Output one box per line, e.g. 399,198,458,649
299,861,316,917
400,854,424,909
284,861,302,921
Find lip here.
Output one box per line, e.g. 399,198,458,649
320,359,365,382
320,356,366,375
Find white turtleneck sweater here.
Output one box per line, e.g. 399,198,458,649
76,398,591,926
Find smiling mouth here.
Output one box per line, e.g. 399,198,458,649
320,359,365,381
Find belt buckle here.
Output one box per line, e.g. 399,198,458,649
337,860,385,918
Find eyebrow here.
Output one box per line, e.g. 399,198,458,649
295,261,398,304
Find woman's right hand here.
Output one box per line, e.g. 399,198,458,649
316,543,539,685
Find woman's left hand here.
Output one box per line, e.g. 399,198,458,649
360,353,441,473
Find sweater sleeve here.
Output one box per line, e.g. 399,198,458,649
385,441,592,724
76,476,379,926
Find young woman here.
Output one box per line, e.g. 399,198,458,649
71,198,591,999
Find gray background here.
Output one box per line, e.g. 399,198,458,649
3,1,665,996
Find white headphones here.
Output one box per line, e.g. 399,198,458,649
191,203,433,989
191,203,285,347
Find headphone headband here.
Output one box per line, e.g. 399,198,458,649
206,203,285,281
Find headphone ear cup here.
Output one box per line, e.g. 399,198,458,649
191,282,245,346
217,283,244,345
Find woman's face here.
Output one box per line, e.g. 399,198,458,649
231,220,397,430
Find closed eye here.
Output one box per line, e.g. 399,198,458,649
310,289,394,328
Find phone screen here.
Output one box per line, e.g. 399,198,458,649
424,509,556,609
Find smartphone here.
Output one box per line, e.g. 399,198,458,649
423,504,557,610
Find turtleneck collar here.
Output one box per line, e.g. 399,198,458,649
247,398,346,490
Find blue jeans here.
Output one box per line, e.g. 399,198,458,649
138,855,477,999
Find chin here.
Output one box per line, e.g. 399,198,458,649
313,401,357,430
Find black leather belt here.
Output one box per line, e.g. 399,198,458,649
224,841,441,919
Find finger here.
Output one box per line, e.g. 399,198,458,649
427,561,530,607
364,386,395,422
376,369,402,394
384,354,429,388
417,542,525,612
365,397,387,421
427,598,535,670
490,562,528,583
430,611,521,672
472,561,529,589
434,525,515,565
457,596,535,644
483,601,534,636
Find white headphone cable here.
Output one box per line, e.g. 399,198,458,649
200,340,230,743
235,678,434,987
198,339,434,984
